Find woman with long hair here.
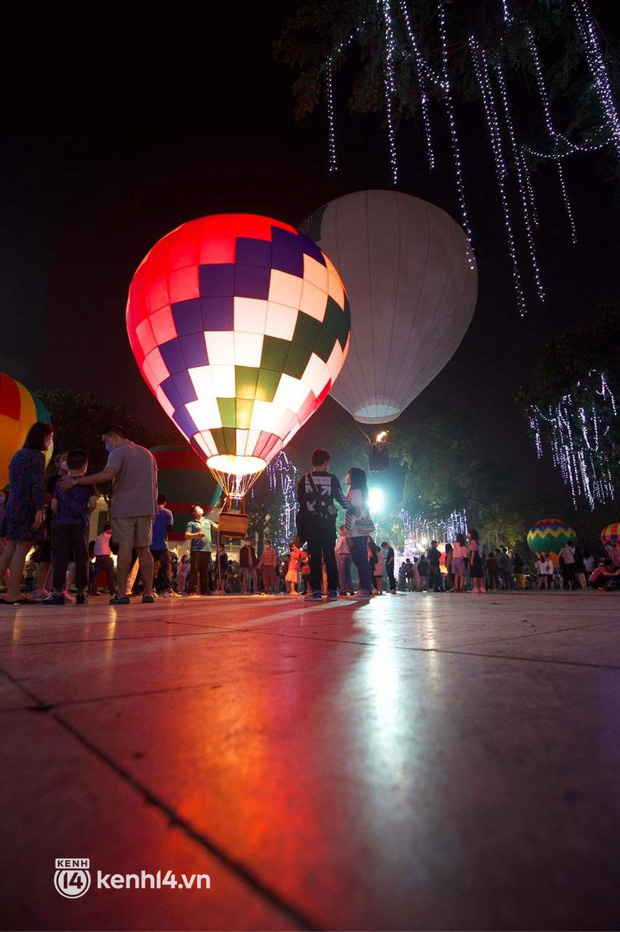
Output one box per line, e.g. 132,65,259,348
0,422,54,604
468,529,485,594
344,467,373,599
452,533,468,593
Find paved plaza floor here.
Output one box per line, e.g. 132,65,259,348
2,590,620,931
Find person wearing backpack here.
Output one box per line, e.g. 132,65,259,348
296,448,352,602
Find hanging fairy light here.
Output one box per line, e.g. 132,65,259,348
572,0,620,161
380,0,399,185
326,57,337,172
521,154,540,228
438,0,475,268
319,0,618,308
528,371,617,508
325,24,365,174
495,59,545,301
470,38,526,313
262,451,299,547
397,0,438,171
526,31,580,244
400,508,468,546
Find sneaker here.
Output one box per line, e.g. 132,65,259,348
304,591,323,602
327,590,338,602
109,595,130,605
76,593,88,605
142,594,156,604
159,591,173,598
390,589,396,594
42,593,65,605
349,588,371,600
32,589,50,600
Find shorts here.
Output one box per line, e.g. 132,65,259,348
452,557,465,575
111,515,154,548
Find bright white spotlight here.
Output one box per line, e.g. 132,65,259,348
368,487,385,514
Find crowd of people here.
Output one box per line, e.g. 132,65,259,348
397,540,620,593
1,425,619,604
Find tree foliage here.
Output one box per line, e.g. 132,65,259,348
36,389,174,478
389,409,580,550
275,0,620,157
246,472,288,555
518,303,620,405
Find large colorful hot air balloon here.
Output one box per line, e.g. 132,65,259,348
0,371,53,486
300,190,477,424
127,214,350,504
527,518,577,565
601,524,620,546
150,445,221,540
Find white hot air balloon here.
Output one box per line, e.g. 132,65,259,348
300,190,478,424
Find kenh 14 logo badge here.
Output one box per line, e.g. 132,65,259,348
54,859,91,898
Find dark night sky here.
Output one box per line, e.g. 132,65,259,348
1,5,619,509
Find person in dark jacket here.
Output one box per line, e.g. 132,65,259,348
239,536,258,593
381,541,396,593
428,541,444,592
296,448,352,602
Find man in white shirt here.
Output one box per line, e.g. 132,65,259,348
559,542,576,590
535,554,554,590
90,524,116,595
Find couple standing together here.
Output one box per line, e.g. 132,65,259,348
296,448,373,601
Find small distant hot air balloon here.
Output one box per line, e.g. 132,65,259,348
300,190,477,424
601,523,620,546
0,371,53,486
527,518,577,566
127,214,350,513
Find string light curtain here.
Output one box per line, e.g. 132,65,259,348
528,371,617,509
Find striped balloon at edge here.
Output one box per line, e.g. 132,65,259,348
0,371,53,486
600,523,620,546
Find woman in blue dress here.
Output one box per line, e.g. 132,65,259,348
0,422,54,604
